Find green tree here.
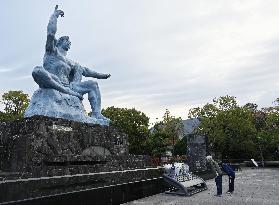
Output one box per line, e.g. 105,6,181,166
0,90,30,121
102,106,149,154
145,129,169,157
162,109,184,150
244,106,268,165
260,100,279,160
146,109,184,157
0,111,6,121
173,136,187,156
189,95,257,159
244,101,279,163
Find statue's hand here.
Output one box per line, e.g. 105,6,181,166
54,5,64,18
104,74,111,79
65,87,83,100
76,93,84,100
72,92,83,100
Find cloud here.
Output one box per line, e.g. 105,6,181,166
0,66,14,73
1,0,279,124
14,75,32,80
0,69,12,73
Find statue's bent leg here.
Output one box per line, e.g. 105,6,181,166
71,81,109,123
32,66,82,99
32,66,59,88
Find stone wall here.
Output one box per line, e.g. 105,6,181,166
0,116,163,204
0,116,153,178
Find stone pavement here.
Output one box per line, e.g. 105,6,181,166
123,168,279,205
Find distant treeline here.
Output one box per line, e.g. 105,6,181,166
188,95,279,161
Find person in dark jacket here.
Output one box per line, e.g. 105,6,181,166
206,156,223,197
222,163,235,194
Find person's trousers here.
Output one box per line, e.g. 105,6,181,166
215,175,222,195
229,176,235,192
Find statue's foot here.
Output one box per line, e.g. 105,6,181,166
91,113,110,125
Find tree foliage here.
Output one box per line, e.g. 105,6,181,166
173,136,187,156
145,129,169,157
0,90,30,121
253,103,279,161
189,96,257,159
102,106,149,154
146,109,184,157
189,95,279,160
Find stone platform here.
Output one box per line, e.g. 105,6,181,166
0,116,164,204
124,168,279,205
0,116,154,178
0,167,164,204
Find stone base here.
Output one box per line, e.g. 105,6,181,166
0,116,154,178
0,167,164,204
0,117,164,204
24,88,109,125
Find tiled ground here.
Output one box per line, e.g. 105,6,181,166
123,168,279,205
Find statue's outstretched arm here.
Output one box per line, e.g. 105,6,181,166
45,5,64,52
82,66,111,79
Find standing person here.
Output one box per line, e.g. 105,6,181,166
222,163,235,194
206,156,223,197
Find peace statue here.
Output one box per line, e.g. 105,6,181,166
25,5,110,125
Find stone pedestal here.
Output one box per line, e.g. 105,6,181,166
0,116,132,177
0,117,164,204
24,88,109,125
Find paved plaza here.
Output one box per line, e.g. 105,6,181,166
124,168,279,205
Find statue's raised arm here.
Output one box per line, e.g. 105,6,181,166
45,5,64,53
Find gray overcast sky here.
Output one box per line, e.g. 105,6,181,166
1,0,279,124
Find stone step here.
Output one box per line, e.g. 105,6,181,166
0,167,163,204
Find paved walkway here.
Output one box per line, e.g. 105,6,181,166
123,168,279,205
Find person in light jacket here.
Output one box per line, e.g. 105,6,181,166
206,156,223,197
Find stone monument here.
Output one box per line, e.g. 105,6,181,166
0,6,165,205
183,119,208,172
183,118,215,180
24,5,110,125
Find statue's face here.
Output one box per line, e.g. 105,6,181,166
61,38,71,51
57,36,71,51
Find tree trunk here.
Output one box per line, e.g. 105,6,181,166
259,144,264,168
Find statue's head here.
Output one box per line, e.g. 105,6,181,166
57,36,71,51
